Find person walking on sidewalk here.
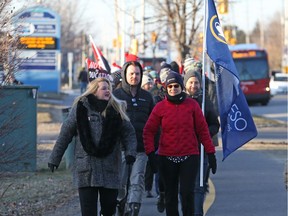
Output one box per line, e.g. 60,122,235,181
113,60,155,215
141,74,156,198
184,70,220,216
78,67,89,94
143,72,217,216
48,77,137,216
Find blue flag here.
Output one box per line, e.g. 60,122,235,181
206,0,258,160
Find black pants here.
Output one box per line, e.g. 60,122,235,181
157,171,165,194
159,155,199,216
145,161,154,191
78,186,118,216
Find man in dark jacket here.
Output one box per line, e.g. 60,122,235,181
113,60,155,215
78,67,89,94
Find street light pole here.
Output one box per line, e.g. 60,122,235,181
245,0,250,44
120,0,126,65
140,0,145,56
114,0,120,63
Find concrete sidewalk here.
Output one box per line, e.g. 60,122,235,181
39,89,287,216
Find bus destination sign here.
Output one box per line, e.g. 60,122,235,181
232,50,266,59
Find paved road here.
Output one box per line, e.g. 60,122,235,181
249,94,287,123
206,149,287,216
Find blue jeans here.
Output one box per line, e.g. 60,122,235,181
193,153,209,216
118,151,148,203
80,82,88,94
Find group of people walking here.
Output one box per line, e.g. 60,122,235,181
48,55,220,216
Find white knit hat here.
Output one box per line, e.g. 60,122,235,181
159,67,171,84
183,58,202,73
141,74,153,87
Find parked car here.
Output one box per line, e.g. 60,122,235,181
270,73,288,96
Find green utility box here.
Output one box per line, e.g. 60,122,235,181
0,85,38,172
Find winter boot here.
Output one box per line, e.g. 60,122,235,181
117,199,126,216
124,202,141,216
100,210,115,216
157,192,165,213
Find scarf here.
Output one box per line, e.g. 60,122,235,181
166,91,186,104
77,95,122,157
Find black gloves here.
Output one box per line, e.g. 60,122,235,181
125,155,136,165
207,153,217,174
48,163,58,173
148,151,158,173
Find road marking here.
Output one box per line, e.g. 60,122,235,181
204,178,216,215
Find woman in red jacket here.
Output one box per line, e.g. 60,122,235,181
143,72,217,216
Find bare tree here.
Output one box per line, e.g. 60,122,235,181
264,12,283,70
147,0,204,61
250,21,261,45
235,28,246,44
0,0,22,85
250,12,283,71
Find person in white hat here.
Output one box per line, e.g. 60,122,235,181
141,74,154,91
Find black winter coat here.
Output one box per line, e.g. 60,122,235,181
188,91,220,138
113,61,155,152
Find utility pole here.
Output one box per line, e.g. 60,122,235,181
260,0,264,47
140,0,145,56
81,31,86,68
131,9,135,40
245,0,250,44
67,52,73,89
120,0,126,65
114,0,120,63
283,0,288,73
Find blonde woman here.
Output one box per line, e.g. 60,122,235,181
48,77,137,216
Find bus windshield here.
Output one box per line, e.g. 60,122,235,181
233,58,269,81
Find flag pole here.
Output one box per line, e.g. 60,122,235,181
89,35,98,60
199,0,208,187
89,35,111,73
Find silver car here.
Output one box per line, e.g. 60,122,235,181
270,73,288,96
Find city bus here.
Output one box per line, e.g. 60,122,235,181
229,44,271,105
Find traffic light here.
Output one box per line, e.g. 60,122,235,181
131,39,138,55
229,37,237,45
198,32,203,53
218,0,228,14
224,29,237,45
151,32,158,44
224,29,231,43
112,39,117,48
112,36,122,48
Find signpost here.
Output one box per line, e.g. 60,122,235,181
13,6,61,92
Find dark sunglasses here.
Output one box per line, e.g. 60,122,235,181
167,84,180,89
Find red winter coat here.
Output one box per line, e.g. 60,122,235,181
143,97,215,156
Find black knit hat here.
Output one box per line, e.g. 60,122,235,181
160,61,172,70
111,69,122,88
183,70,201,87
165,71,184,90
170,61,179,73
